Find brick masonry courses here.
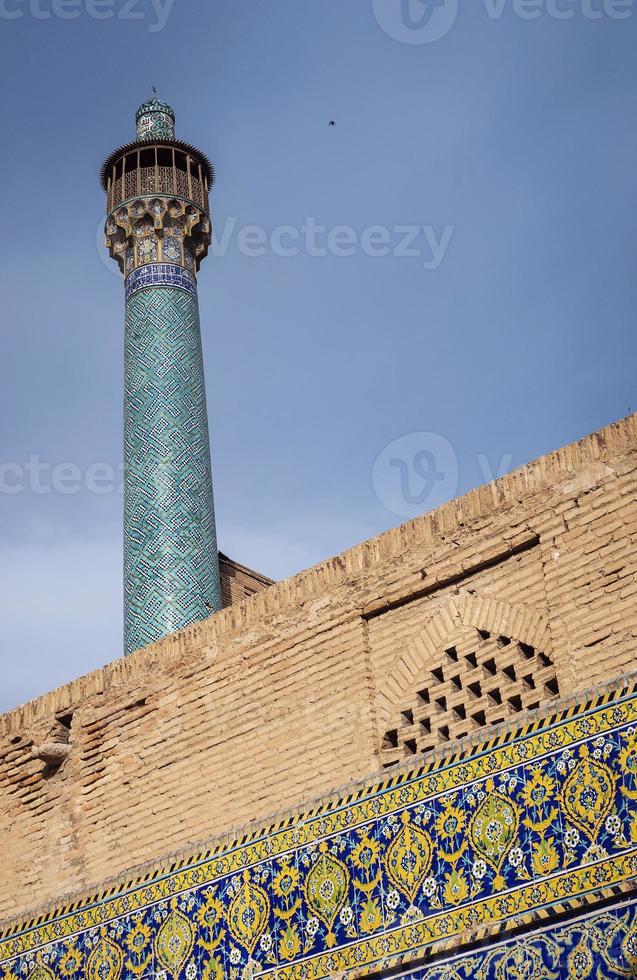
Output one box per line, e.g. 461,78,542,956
0,413,635,922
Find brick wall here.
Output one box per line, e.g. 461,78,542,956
0,414,635,922
218,553,274,607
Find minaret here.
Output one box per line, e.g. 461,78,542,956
101,99,222,655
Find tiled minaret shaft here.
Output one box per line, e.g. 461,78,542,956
102,100,222,655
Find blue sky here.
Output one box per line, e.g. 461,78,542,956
1,0,635,713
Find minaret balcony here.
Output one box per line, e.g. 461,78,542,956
104,143,211,216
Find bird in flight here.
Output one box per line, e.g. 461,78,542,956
329,120,336,127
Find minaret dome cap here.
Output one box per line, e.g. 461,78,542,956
135,98,176,141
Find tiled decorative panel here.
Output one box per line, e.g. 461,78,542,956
1,680,637,979
135,98,176,141
105,199,210,276
123,274,221,655
125,263,197,301
397,899,637,979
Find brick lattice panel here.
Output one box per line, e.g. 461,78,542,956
381,626,560,766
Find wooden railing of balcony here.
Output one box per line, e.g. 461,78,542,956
106,146,209,214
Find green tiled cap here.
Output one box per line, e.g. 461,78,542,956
135,98,175,141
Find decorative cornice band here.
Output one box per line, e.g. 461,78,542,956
2,678,637,977
124,263,197,301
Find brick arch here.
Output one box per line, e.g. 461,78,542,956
376,596,553,747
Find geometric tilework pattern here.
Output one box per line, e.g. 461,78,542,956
2,680,637,980
124,277,221,654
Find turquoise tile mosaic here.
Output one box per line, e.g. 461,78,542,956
2,681,637,980
123,277,221,655
103,102,221,654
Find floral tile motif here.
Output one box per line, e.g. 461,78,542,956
346,821,386,938
397,898,637,980
268,855,302,968
2,688,637,980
